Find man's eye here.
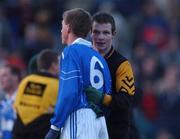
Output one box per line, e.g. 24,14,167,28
103,31,110,35
93,30,100,34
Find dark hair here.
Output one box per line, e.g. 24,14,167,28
63,8,92,38
28,54,38,74
92,12,116,33
37,49,58,70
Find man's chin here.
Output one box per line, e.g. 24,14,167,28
95,46,107,51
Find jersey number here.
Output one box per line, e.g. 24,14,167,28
90,56,104,89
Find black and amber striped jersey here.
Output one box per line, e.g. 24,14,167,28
104,47,136,139
116,61,135,95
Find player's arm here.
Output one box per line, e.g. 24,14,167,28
109,61,135,110
46,48,80,138
85,61,135,108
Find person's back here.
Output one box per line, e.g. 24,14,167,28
61,39,111,109
51,38,111,139
13,49,59,139
13,73,58,138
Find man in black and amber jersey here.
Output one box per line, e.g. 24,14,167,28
89,12,140,139
12,49,59,139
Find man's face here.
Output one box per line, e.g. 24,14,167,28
91,21,114,55
61,20,69,45
0,67,14,91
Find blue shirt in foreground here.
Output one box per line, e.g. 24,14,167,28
50,38,111,129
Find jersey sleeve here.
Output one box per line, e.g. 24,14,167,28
116,61,135,95
109,60,135,110
50,48,81,129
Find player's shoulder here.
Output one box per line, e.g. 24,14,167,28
64,43,86,53
115,51,133,72
20,74,34,82
114,50,127,63
61,45,79,59
107,48,127,67
70,43,97,57
21,73,58,83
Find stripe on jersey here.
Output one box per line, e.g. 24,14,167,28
70,112,77,139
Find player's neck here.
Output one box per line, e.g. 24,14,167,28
67,33,77,45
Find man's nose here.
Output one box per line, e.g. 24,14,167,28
98,33,105,39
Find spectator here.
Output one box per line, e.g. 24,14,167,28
0,64,21,139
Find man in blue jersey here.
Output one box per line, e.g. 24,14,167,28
45,8,112,139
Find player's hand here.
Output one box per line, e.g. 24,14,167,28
45,128,60,139
84,86,112,106
84,86,103,104
89,102,103,118
102,94,112,106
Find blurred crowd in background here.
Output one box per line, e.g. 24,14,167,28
0,0,179,139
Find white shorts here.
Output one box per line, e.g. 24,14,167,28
60,108,109,139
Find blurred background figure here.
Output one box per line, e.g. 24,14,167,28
0,64,21,139
13,49,59,139
156,64,180,139
0,6,12,50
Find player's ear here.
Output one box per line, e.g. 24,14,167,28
67,24,71,33
112,31,116,36
111,31,116,40
51,62,59,74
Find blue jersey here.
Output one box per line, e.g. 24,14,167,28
0,94,16,139
51,38,111,129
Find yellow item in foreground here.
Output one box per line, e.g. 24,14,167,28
14,73,58,125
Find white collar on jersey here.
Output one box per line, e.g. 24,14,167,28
72,38,92,47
